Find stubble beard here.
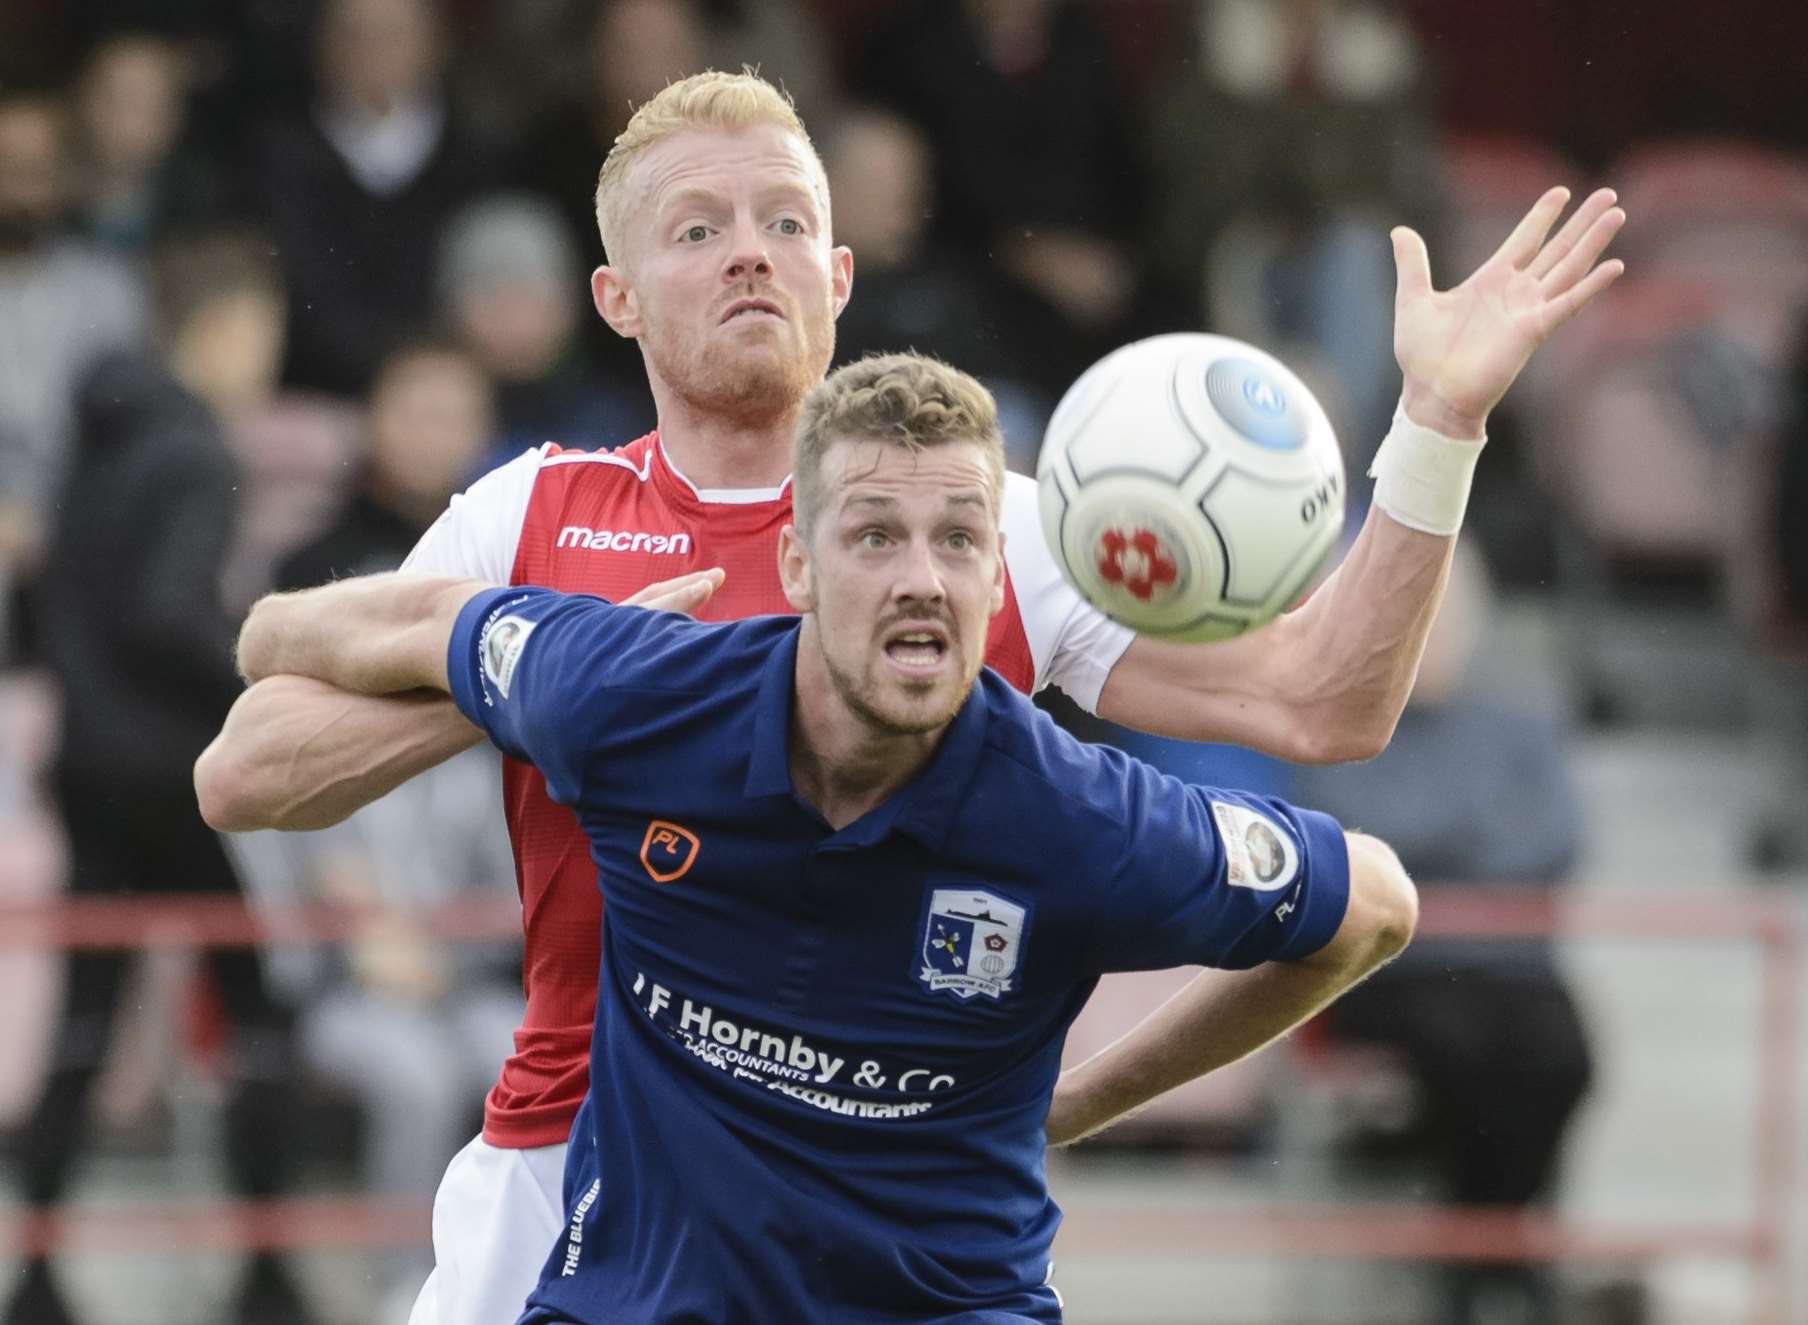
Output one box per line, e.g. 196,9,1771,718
821,632,973,741
648,299,836,429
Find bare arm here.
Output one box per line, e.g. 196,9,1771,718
196,680,481,831
1099,512,1451,763
235,572,485,694
1043,832,1417,1146
1096,187,1626,762
197,568,726,832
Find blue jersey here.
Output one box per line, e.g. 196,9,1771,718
447,587,1351,1325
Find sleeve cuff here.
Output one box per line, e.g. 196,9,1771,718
1271,807,1351,963
445,585,529,729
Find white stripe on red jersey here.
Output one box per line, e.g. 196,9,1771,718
403,432,1132,1147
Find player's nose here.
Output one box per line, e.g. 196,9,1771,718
890,535,946,604
722,215,772,282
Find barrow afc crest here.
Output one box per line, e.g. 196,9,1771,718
918,889,1027,1001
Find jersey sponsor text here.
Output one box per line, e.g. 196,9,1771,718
555,525,694,555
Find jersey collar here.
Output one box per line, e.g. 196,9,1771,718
745,624,991,852
653,434,792,507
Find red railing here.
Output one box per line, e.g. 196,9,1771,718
0,889,1797,1322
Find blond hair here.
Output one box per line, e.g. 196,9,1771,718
594,69,822,265
792,353,1005,541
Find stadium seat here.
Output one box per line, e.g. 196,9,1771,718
1519,270,1794,723
1610,138,1808,309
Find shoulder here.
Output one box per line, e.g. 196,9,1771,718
451,438,651,525
956,680,1207,892
565,606,796,693
970,676,1148,835
524,433,659,492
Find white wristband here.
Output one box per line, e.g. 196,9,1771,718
1366,398,1486,537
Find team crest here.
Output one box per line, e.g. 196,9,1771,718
918,889,1026,1001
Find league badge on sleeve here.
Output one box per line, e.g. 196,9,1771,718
480,614,537,699
918,889,1027,1001
1210,801,1300,891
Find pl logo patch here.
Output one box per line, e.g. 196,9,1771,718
918,889,1026,1001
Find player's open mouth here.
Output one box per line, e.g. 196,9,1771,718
883,629,948,672
721,298,783,323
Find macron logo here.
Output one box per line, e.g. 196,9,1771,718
555,526,693,555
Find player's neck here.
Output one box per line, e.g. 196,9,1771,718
655,401,796,491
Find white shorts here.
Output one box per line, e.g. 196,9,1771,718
407,1134,569,1325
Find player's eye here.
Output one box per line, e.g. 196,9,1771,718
774,217,803,236
680,224,711,243
858,529,891,550
946,529,975,551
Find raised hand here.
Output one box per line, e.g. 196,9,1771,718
621,567,727,616
1391,187,1626,438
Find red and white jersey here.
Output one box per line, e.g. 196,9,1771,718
404,432,1132,1147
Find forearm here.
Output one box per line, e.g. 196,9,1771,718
236,572,486,693
195,675,482,832
1278,503,1455,761
1046,958,1365,1146
1096,509,1453,763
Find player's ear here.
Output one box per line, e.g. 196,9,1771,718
778,523,815,612
988,526,1006,619
593,264,641,338
830,245,853,319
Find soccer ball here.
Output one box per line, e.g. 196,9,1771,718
1036,333,1345,642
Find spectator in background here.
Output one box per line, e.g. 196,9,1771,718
1778,308,1808,622
245,341,519,1325
515,0,706,260
1145,0,1440,458
0,88,145,603
1291,543,1594,1325
280,343,495,587
10,232,318,1325
858,0,1151,389
438,194,653,462
249,0,491,397
821,107,1064,470
513,0,835,266
67,33,230,255
512,0,712,394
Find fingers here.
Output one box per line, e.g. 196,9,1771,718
621,567,726,615
1538,202,1627,296
1391,226,1433,303
1527,187,1619,280
1546,257,1626,330
1490,186,1570,271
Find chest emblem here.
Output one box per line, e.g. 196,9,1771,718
640,820,700,883
918,889,1026,1001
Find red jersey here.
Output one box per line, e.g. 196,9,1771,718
404,433,1132,1147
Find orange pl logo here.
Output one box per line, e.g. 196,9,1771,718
640,820,700,883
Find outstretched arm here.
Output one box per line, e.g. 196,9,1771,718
195,568,725,832
196,680,481,831
1097,188,1626,762
1045,832,1416,1146
235,572,485,695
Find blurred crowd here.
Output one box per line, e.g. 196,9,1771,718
0,2,1805,1324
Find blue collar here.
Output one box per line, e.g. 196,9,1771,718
744,623,991,852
